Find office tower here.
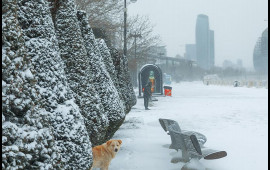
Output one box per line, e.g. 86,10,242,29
209,30,215,68
185,44,196,61
196,14,210,70
195,14,215,70
253,28,268,73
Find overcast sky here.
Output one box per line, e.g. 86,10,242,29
128,0,268,68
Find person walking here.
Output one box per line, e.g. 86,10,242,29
143,82,152,110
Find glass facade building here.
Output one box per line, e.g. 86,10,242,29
185,44,196,61
196,14,209,70
195,14,215,70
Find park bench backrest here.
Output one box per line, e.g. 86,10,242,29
159,118,207,147
168,127,202,161
167,126,187,151
159,118,181,133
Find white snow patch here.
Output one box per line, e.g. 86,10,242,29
21,68,34,79
109,81,268,170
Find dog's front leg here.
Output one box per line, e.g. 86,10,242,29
101,166,109,170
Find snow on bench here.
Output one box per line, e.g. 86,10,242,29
168,128,227,163
158,118,207,148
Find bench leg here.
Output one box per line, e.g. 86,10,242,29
171,157,189,163
181,158,206,170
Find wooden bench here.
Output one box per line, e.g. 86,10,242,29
168,127,227,163
159,118,207,149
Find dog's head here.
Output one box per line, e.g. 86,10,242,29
106,139,122,153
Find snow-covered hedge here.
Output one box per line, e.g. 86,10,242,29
16,0,93,169
76,10,125,141
54,0,109,147
110,48,137,113
3,0,60,169
2,0,135,169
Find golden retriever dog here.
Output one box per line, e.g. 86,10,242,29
90,139,122,170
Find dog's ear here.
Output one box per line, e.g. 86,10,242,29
106,140,112,146
118,140,122,145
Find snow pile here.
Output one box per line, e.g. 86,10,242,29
181,158,206,170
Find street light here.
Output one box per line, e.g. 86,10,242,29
129,32,142,59
124,0,137,57
129,32,141,87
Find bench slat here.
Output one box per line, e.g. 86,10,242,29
201,148,227,160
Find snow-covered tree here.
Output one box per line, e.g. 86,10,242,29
3,0,136,169
110,48,137,113
96,39,118,88
76,10,125,140
2,0,59,169
16,0,92,169
2,0,34,119
96,39,126,110
54,0,109,146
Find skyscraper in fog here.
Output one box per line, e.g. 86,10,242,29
195,14,215,70
185,44,196,61
209,30,215,68
253,28,268,73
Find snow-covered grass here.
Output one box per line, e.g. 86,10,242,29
110,81,268,170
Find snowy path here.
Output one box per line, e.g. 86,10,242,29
110,81,268,170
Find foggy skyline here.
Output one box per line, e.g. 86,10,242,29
129,0,268,69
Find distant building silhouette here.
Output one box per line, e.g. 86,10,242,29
236,59,243,68
148,45,167,58
195,14,215,70
209,30,215,68
253,28,268,73
222,59,243,69
222,60,234,68
184,44,196,61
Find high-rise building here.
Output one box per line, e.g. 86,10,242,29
209,30,215,68
195,14,215,70
196,14,209,69
253,28,268,73
184,44,196,61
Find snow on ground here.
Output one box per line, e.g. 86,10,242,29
110,81,268,170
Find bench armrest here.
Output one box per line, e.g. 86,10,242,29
181,130,207,146
190,135,202,155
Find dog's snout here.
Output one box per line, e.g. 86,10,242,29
115,148,118,152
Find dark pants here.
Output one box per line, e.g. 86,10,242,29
144,96,149,109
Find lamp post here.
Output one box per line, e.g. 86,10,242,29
123,0,137,57
130,32,142,59
130,32,142,87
